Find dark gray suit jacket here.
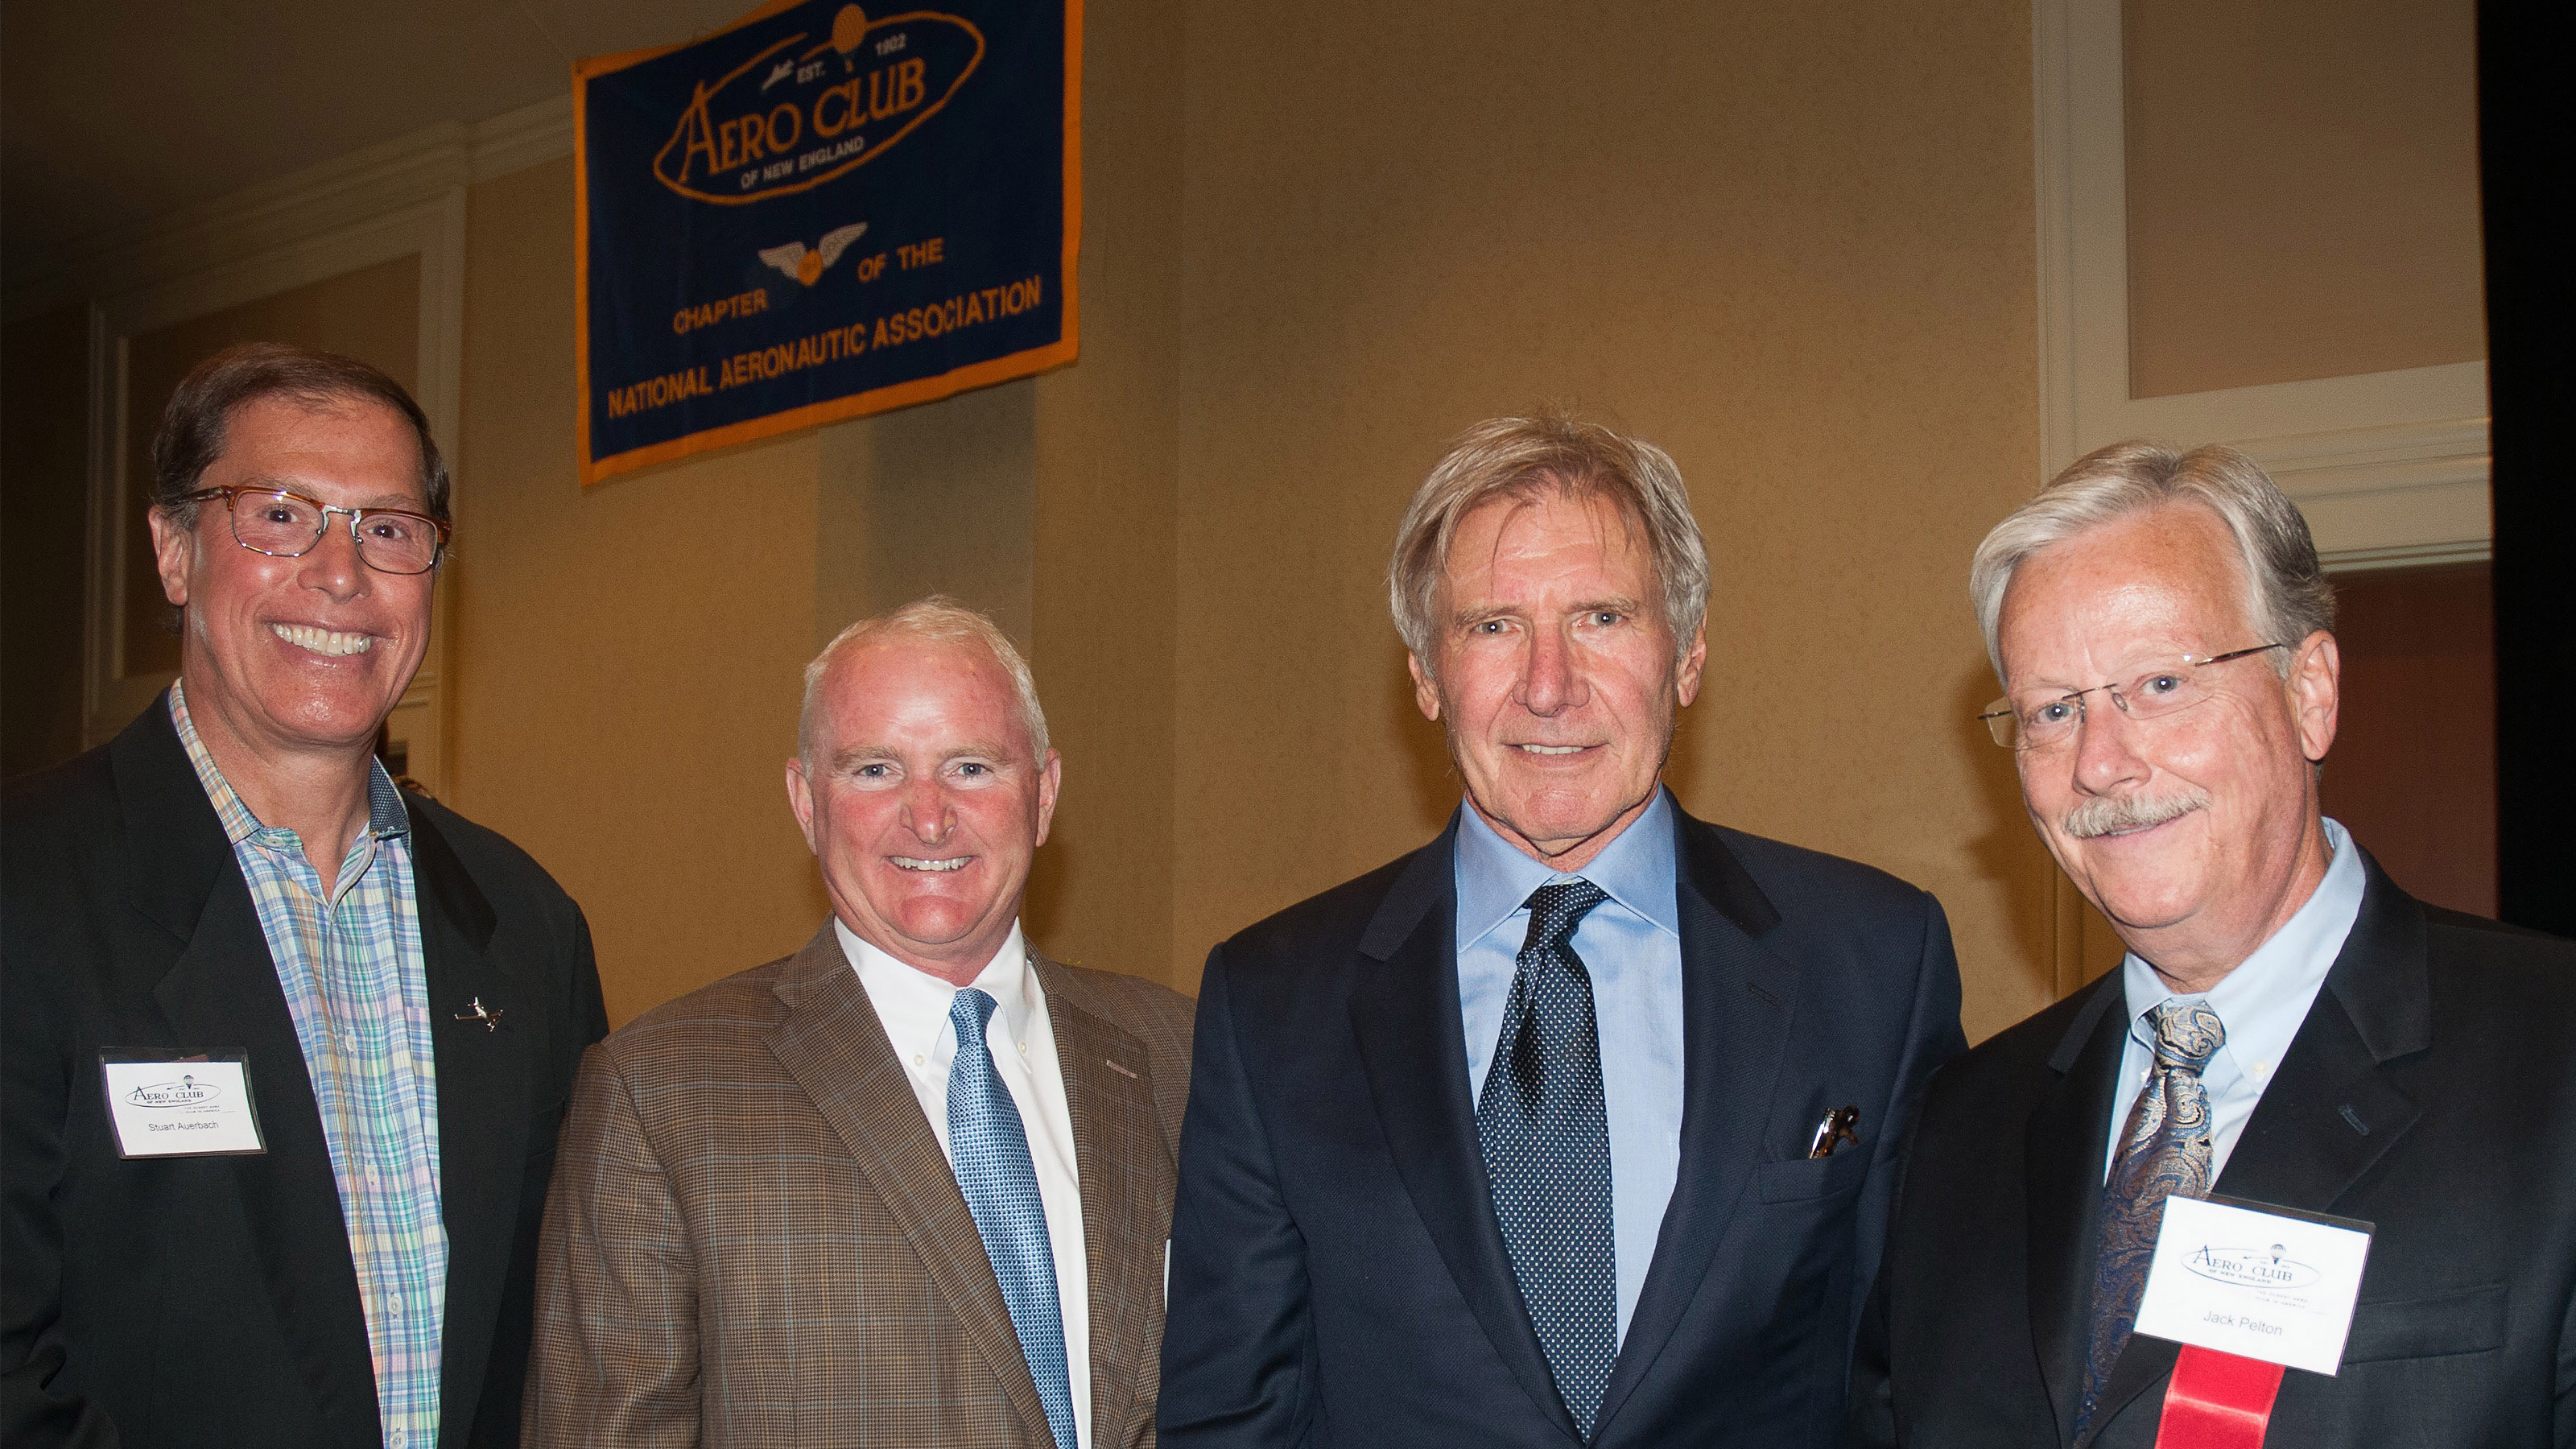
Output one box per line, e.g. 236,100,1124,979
2,697,608,1448
1852,849,2576,1447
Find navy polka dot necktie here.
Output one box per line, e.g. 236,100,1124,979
947,988,1078,1449
1476,879,1619,1439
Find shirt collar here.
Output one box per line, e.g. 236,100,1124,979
168,681,411,848
1456,786,1681,950
2120,815,2367,1072
836,917,1037,1060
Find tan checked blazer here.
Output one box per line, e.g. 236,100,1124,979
522,924,1193,1448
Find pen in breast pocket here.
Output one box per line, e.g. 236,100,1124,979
1806,1105,1860,1160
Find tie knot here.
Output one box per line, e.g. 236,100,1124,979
2147,999,2225,1072
1520,879,1610,956
951,987,1000,1046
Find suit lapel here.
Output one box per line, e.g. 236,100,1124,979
1596,809,1797,1434
2025,979,2128,1447
1038,959,1163,1449
764,926,1060,1447
118,702,382,1443
406,806,536,1445
2091,855,2430,1437
2214,854,2427,1212
1346,824,1582,1442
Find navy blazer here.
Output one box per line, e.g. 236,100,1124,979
1,698,608,1448
1851,850,2576,1447
1160,800,1966,1447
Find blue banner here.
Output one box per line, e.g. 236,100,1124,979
574,0,1077,481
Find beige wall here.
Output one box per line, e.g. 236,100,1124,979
2124,0,2485,398
453,159,829,1026
1162,0,2058,1038
444,0,1195,1021
6,0,2500,1040
353,0,2061,1038
12,0,2160,1042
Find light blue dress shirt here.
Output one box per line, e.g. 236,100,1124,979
1457,788,1686,1344
2104,816,2367,1183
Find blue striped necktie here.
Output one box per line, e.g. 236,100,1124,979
947,988,1079,1449
1477,879,1619,1440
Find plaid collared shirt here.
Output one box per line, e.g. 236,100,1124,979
171,684,445,1449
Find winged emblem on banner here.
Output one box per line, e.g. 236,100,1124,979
758,223,870,287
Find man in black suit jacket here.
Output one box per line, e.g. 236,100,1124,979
1850,440,2576,1447
2,344,605,1448
1161,416,1966,1448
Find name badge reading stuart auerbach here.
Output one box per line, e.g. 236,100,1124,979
101,1055,266,1158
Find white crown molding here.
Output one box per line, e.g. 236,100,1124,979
6,95,573,325
468,94,577,185
2030,0,2490,561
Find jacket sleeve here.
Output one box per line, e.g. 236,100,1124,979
1843,890,1964,1448
0,941,122,1449
1843,1170,1905,1449
1157,945,1319,1447
1850,890,1965,1325
520,1042,702,1448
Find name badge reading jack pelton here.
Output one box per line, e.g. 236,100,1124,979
2132,1195,2374,1375
101,1053,266,1158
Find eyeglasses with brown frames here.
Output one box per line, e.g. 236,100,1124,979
174,485,450,576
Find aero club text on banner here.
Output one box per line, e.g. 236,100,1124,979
574,0,1079,482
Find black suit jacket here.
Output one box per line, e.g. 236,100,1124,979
1160,798,1967,1447
1852,851,2576,1447
1,698,609,1449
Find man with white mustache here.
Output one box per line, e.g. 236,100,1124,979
2,343,607,1448
524,598,1192,1448
1850,441,2576,1447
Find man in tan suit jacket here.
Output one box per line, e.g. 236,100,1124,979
525,598,1192,1448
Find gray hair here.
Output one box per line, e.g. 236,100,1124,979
1969,440,2335,683
798,597,1051,763
1388,415,1710,675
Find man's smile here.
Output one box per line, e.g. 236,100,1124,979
269,622,377,657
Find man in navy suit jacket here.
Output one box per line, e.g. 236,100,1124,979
1159,415,1966,1447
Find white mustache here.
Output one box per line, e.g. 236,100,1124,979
2062,786,2211,839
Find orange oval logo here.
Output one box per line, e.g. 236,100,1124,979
652,6,985,206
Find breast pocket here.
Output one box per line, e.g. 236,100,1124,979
2340,1282,2508,1364
1755,1145,1872,1203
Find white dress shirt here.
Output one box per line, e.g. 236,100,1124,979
2104,817,2368,1183
839,919,1091,1448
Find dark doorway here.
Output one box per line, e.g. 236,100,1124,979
2321,561,2496,917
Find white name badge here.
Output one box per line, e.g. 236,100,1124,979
101,1055,266,1158
2132,1194,2373,1376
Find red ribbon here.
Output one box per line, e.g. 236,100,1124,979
2153,1344,2286,1448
